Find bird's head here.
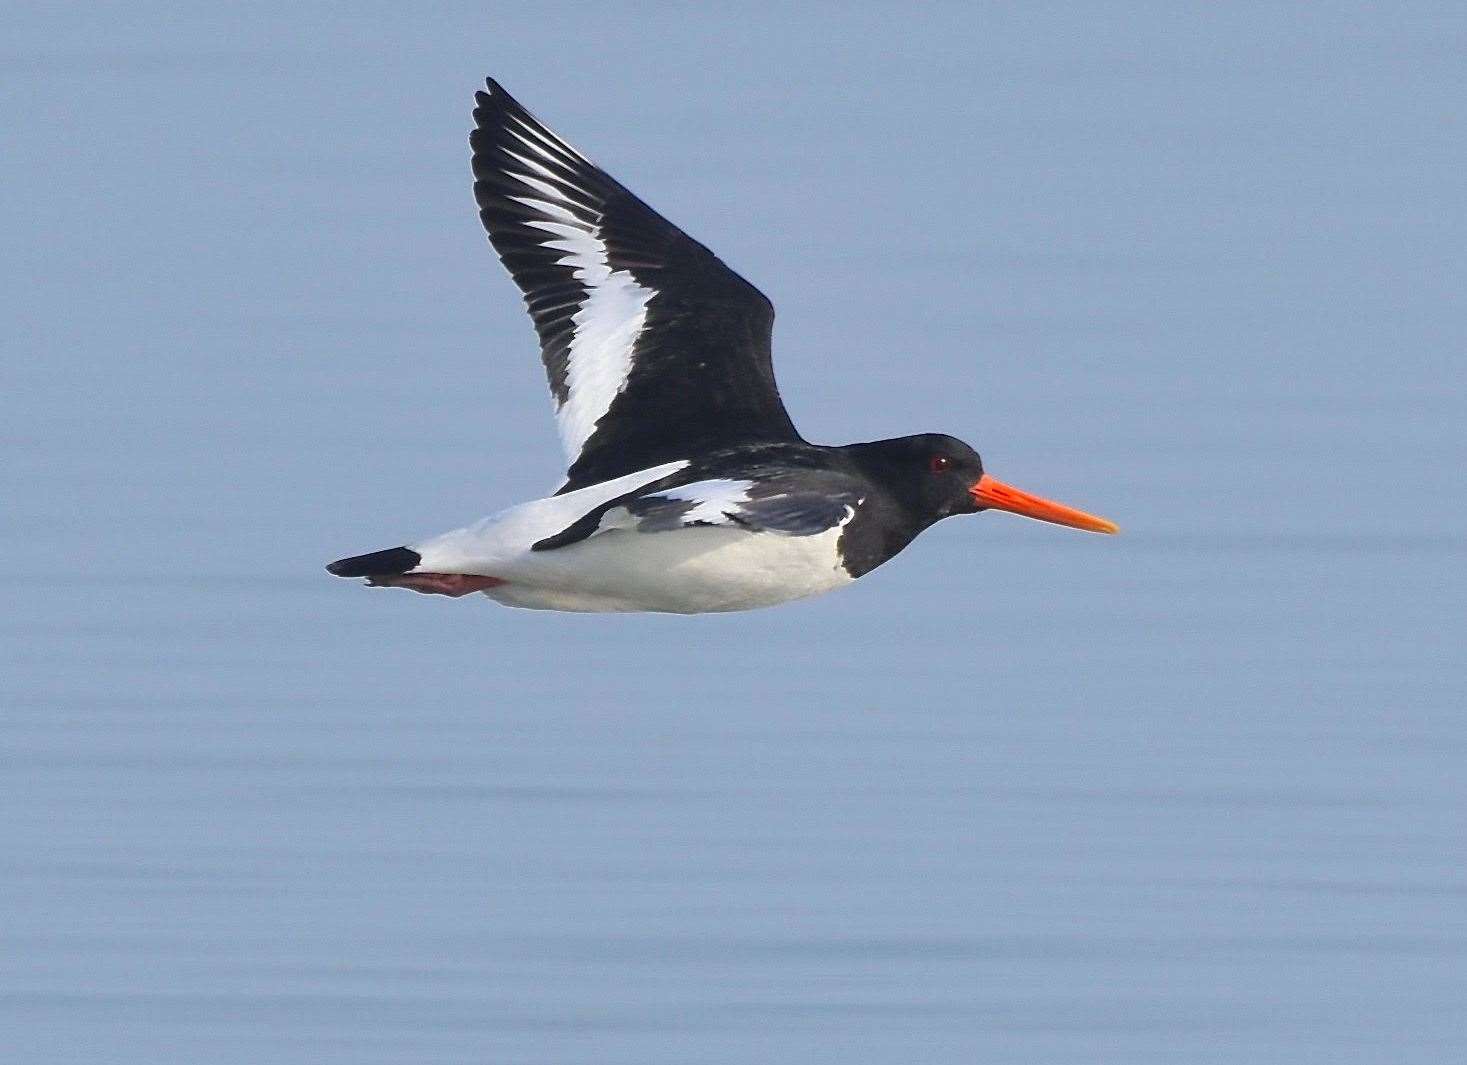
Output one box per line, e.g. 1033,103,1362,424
854,433,1118,534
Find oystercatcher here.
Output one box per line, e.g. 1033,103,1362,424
327,78,1117,614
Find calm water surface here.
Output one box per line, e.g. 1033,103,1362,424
5,5,1466,1063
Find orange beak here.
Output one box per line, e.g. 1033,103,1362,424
970,474,1118,534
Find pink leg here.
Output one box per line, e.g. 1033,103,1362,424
365,573,506,597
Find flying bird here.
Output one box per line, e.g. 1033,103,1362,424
327,78,1117,613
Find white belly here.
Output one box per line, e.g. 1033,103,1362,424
406,465,856,614
486,525,854,613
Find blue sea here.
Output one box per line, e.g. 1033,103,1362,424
5,4,1465,1063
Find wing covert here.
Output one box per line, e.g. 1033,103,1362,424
531,471,863,552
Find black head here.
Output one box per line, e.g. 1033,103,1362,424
844,433,986,524
843,432,1118,533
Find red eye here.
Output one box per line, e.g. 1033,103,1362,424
929,454,952,473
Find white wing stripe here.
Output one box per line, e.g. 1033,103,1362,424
507,111,588,162
478,87,692,469
503,123,564,161
561,271,652,458
502,127,587,179
524,220,592,242
503,167,577,200
521,208,655,460
501,146,591,196
508,196,580,224
531,297,582,318
496,143,657,463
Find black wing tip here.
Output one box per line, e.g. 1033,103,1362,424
477,76,517,113
474,77,522,138
326,546,421,578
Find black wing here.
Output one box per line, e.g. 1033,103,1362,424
471,78,802,491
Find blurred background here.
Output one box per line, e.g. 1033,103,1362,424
4,3,1465,1063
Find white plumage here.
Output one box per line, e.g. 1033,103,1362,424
404,464,854,614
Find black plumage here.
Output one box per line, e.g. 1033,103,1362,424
471,79,800,492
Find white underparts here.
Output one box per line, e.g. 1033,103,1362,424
403,461,856,614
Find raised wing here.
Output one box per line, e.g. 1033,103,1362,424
471,79,802,491
532,472,863,552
